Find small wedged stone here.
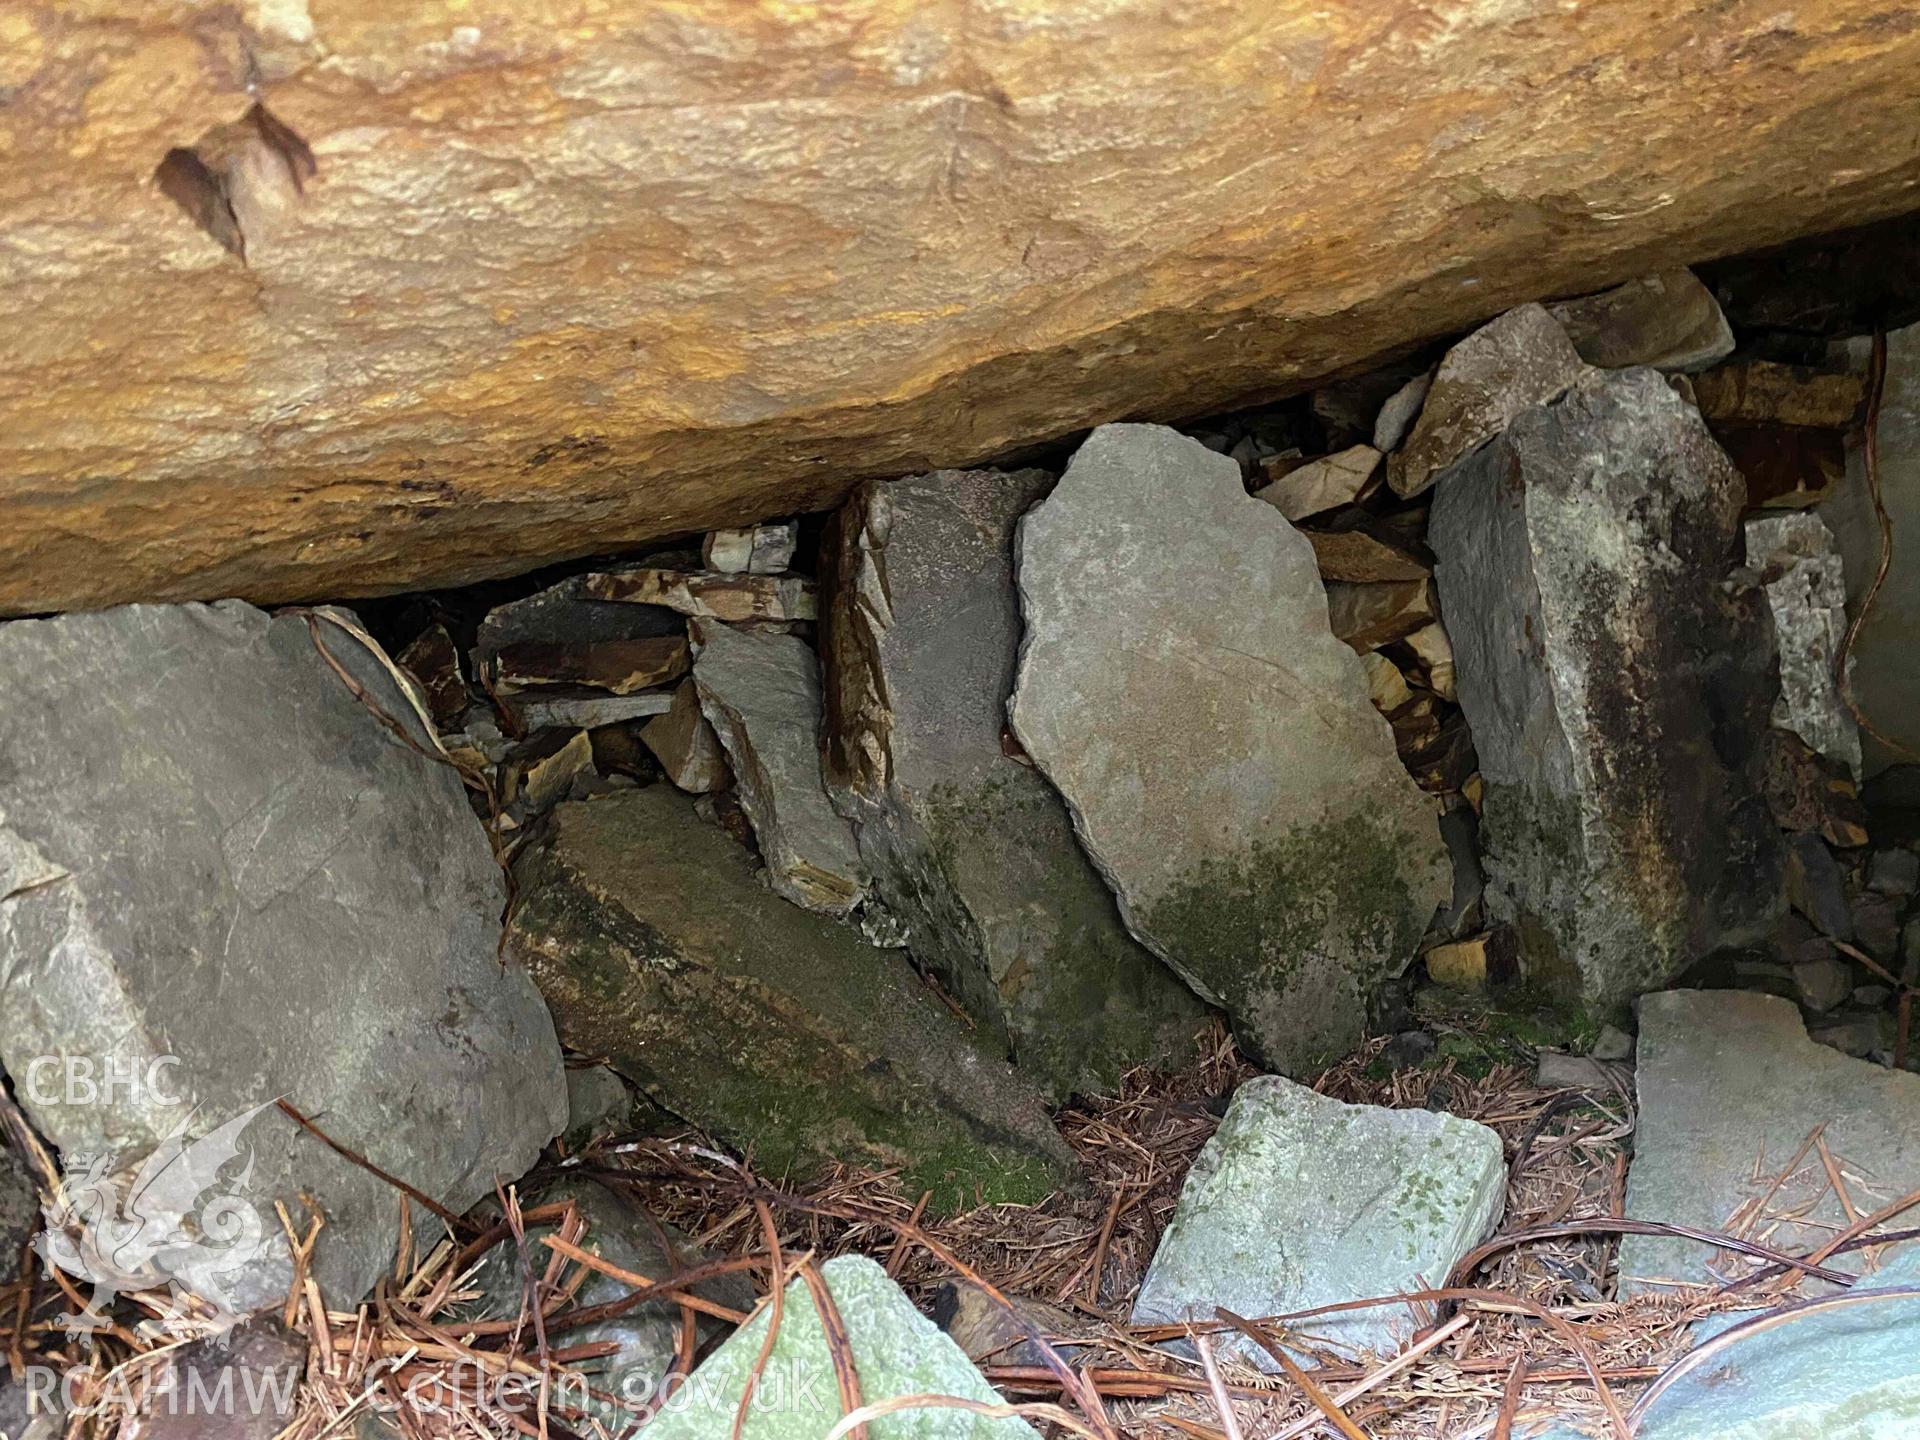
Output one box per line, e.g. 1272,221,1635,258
0,602,564,1309
692,622,865,916
641,679,731,794
1010,425,1449,1074
1373,372,1433,453
643,1256,1039,1440
1324,578,1437,651
1302,529,1430,583
1387,304,1589,498
819,469,1207,1100
504,687,674,730
1251,444,1382,521
1133,1075,1504,1365
1546,269,1734,372
585,568,817,623
491,636,690,695
1745,512,1860,775
1621,990,1920,1290
1693,360,1867,428
507,789,1076,1207
475,575,679,672
1430,368,1782,1009
703,521,799,575
396,622,469,730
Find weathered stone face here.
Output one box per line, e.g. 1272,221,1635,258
1745,512,1861,776
7,3,1920,614
819,470,1209,1100
1430,368,1784,1010
0,603,565,1308
1009,424,1450,1074
506,789,1076,1208
1133,1076,1504,1365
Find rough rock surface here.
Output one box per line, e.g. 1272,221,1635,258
1822,320,1920,770
466,1178,751,1424
507,790,1075,1207
642,680,732,793
1387,305,1589,497
0,603,564,1309
1430,369,1783,1009
644,1256,1038,1440
692,623,865,915
1620,990,1920,1289
820,470,1207,1099
1253,445,1381,520
1133,1076,1504,1365
1010,425,1449,1073
474,576,678,672
1546,270,1734,372
9,1,1920,614
1746,512,1861,775
0,1145,34,1286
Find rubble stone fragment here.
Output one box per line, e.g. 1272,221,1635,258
641,679,731,794
1324,579,1437,651
491,636,690,695
585,568,817,623
1693,360,1866,428
1546,269,1734,372
1303,529,1430,582
1252,444,1381,521
1745,512,1860,775
703,521,799,575
1373,371,1433,453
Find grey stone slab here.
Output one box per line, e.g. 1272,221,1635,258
1430,369,1783,1010
643,1255,1039,1440
1133,1075,1504,1365
508,789,1075,1207
1372,371,1433,453
563,1064,639,1148
465,1177,751,1426
705,522,799,575
1009,424,1449,1074
692,622,865,915
505,687,674,730
819,469,1209,1100
1821,320,1920,772
1621,990,1920,1291
0,602,564,1313
1546,269,1734,373
475,574,680,671
1745,512,1861,776
1387,304,1589,498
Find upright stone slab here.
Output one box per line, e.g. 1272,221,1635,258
692,623,866,916
644,1256,1038,1440
820,470,1208,1099
507,789,1076,1208
0,603,565,1310
1133,1076,1504,1365
1010,425,1449,1073
1746,512,1861,775
1621,990,1920,1291
1430,369,1783,1009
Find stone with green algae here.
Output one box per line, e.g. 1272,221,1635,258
507,787,1076,1210
643,1255,1038,1440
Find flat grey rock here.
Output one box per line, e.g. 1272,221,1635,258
1431,369,1783,1010
1388,304,1589,497
1746,512,1861,776
1010,424,1449,1073
1372,371,1433,453
0,602,564,1312
563,1064,639,1148
509,789,1075,1207
1547,269,1734,373
475,574,680,672
693,622,865,915
643,1255,1038,1440
1621,990,1920,1290
1133,1075,1504,1364
504,687,674,730
1820,320,1920,772
820,469,1208,1100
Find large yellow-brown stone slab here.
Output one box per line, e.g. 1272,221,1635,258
4,1,1920,613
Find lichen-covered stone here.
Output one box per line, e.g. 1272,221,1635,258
692,623,866,916
1133,1076,1504,1365
819,470,1208,1100
1621,990,1920,1291
644,1256,1038,1440
1430,368,1783,1010
1746,512,1860,775
0,602,564,1309
1010,424,1449,1074
507,789,1076,1208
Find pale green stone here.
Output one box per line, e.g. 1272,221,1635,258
643,1256,1038,1440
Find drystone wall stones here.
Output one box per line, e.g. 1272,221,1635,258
1621,990,1920,1289
1430,368,1783,1009
1133,1076,1504,1365
1745,512,1861,775
1010,424,1449,1073
0,602,564,1310
507,789,1075,1207
1387,305,1589,498
703,521,798,575
819,470,1207,1100
691,622,865,915
643,1256,1039,1440
1546,270,1734,372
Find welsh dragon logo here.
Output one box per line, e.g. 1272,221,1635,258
35,1100,277,1339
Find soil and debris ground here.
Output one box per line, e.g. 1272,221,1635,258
7,1011,1917,1440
